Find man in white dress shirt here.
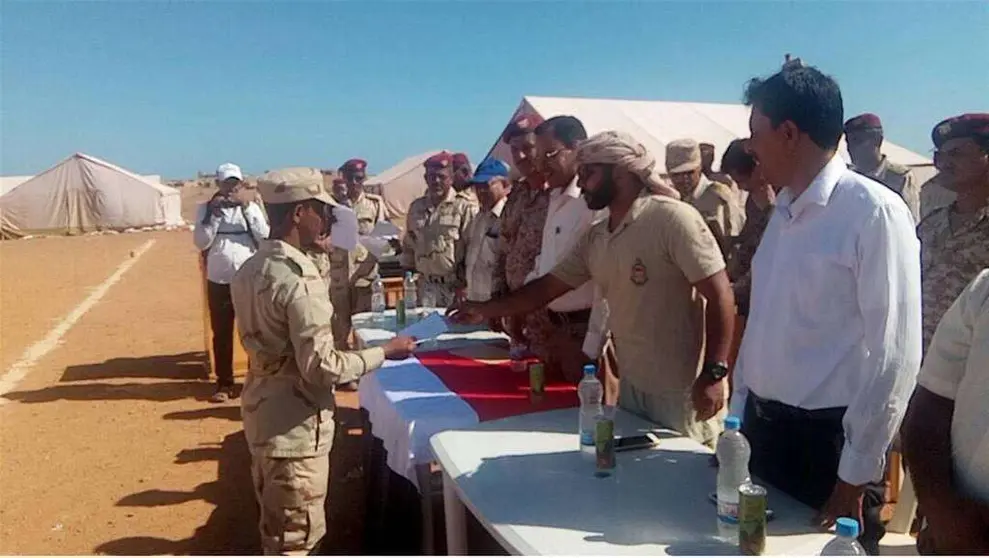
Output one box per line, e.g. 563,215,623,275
194,162,270,402
528,116,607,382
730,65,922,554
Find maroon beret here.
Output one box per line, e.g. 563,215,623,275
452,153,470,167
341,159,367,174
844,113,883,133
424,151,454,170
932,113,989,148
501,113,545,143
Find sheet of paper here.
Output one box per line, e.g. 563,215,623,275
398,311,449,342
330,205,358,251
358,235,392,259
369,221,401,238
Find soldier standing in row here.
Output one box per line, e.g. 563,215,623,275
844,113,920,223
452,152,480,210
666,138,744,258
401,152,477,306
231,167,415,555
917,113,989,351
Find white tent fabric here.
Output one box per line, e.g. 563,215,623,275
366,150,444,227
486,96,932,177
2,172,163,196
0,152,183,237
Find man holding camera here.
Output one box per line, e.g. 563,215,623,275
193,162,270,403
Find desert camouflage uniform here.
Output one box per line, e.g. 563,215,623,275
455,188,481,211
231,239,385,555
400,189,477,306
920,175,956,222
856,157,920,223
335,193,385,346
727,198,774,316
688,177,745,259
493,178,554,354
918,202,989,350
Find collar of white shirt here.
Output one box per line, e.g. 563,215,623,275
550,177,582,201
489,196,508,218
776,155,846,221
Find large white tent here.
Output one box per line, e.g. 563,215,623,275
485,96,936,186
366,150,445,228
0,152,182,238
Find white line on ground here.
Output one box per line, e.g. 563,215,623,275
0,238,158,405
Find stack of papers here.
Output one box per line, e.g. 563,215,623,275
398,312,450,344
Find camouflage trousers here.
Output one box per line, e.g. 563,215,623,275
251,454,330,556
618,381,725,449
419,280,458,309
525,312,589,384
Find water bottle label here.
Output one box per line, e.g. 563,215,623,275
717,501,739,524
580,430,594,446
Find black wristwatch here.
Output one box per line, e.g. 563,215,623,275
702,361,729,382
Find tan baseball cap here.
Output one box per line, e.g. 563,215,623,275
665,139,702,174
257,167,337,206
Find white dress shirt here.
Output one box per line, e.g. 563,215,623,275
917,269,989,503
524,178,609,359
729,155,922,486
194,202,270,284
465,197,506,302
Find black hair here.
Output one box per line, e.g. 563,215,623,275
743,65,844,151
720,139,757,176
534,115,588,148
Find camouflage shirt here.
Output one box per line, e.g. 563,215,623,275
918,202,989,350
494,177,552,295
856,156,920,224
687,176,745,259
400,188,477,283
728,197,774,315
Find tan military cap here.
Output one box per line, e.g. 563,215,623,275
665,139,702,174
257,167,337,206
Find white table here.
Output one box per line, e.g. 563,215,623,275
354,308,510,554
431,407,918,556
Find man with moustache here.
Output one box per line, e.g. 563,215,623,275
401,152,477,306
917,114,989,351
730,64,921,554
452,152,480,210
451,130,735,446
462,158,512,303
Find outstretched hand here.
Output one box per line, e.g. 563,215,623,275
446,300,486,325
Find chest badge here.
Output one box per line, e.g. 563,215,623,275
630,258,648,286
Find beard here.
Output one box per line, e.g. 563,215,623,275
583,176,616,210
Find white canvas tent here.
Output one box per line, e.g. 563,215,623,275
0,152,183,238
366,150,445,228
486,96,935,184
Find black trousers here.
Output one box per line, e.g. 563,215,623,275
741,393,886,555
207,281,236,388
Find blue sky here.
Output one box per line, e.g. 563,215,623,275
2,1,987,179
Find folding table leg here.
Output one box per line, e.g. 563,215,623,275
442,468,468,555
416,464,435,555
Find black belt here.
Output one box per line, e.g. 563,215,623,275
547,307,592,326
424,275,456,285
748,391,846,423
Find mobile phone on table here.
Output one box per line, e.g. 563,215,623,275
614,432,661,452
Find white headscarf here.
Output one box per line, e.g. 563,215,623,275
576,131,680,199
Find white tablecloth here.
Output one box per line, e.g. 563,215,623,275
355,309,509,489
431,407,918,556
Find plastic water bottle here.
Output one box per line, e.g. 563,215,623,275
577,364,603,454
820,518,866,555
403,271,418,322
716,415,751,543
370,275,386,325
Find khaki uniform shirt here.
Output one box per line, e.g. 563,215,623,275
552,194,726,396
858,157,920,224
464,197,506,302
400,189,477,282
455,188,481,211
919,202,989,351
688,176,744,258
348,193,386,288
231,240,385,458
